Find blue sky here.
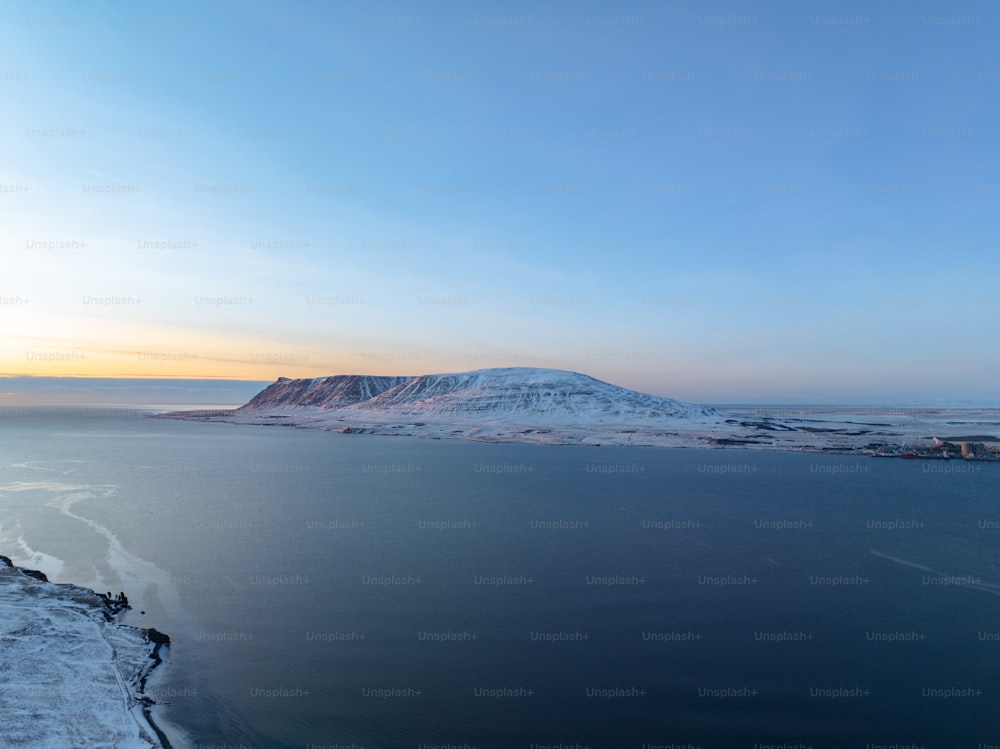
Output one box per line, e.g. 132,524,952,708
1,0,998,404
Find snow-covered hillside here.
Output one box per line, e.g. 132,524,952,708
154,367,731,445
239,367,719,424
0,557,169,748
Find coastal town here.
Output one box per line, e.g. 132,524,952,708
712,409,1000,461
870,436,1000,461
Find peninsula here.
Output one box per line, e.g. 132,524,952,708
156,367,1000,459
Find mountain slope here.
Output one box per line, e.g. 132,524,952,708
239,367,718,424
238,374,409,411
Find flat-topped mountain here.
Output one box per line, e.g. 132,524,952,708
237,367,719,424
157,367,932,451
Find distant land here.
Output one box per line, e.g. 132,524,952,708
0,377,268,407
156,368,1000,458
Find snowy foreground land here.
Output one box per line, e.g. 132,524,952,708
0,556,170,749
159,367,1000,455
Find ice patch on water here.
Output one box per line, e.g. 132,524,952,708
0,480,187,632
13,534,65,581
48,489,186,628
9,459,88,475
0,480,95,492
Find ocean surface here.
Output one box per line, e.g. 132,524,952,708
2,406,999,748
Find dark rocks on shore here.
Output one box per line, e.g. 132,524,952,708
98,590,132,615
146,627,171,646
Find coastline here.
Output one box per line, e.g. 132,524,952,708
149,370,1000,459
0,554,173,749
153,405,1000,460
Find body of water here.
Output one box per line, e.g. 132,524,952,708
1,407,998,747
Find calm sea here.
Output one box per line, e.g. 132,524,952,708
1,407,999,748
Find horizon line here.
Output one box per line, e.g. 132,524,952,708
1,374,998,410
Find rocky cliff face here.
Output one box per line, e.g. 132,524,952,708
238,374,408,411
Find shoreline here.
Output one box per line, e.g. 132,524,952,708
0,554,173,749
153,406,1000,461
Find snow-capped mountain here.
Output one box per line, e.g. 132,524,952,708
158,368,960,453
238,367,718,424
159,367,734,446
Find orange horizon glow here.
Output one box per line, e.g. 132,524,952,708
0,321,431,381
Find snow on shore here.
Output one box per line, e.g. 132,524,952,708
0,556,170,749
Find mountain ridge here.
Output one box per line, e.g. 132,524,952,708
236,367,719,423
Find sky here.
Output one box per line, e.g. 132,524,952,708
2,0,998,405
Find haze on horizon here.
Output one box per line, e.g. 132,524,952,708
2,0,998,406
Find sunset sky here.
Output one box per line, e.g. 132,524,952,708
2,0,998,405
